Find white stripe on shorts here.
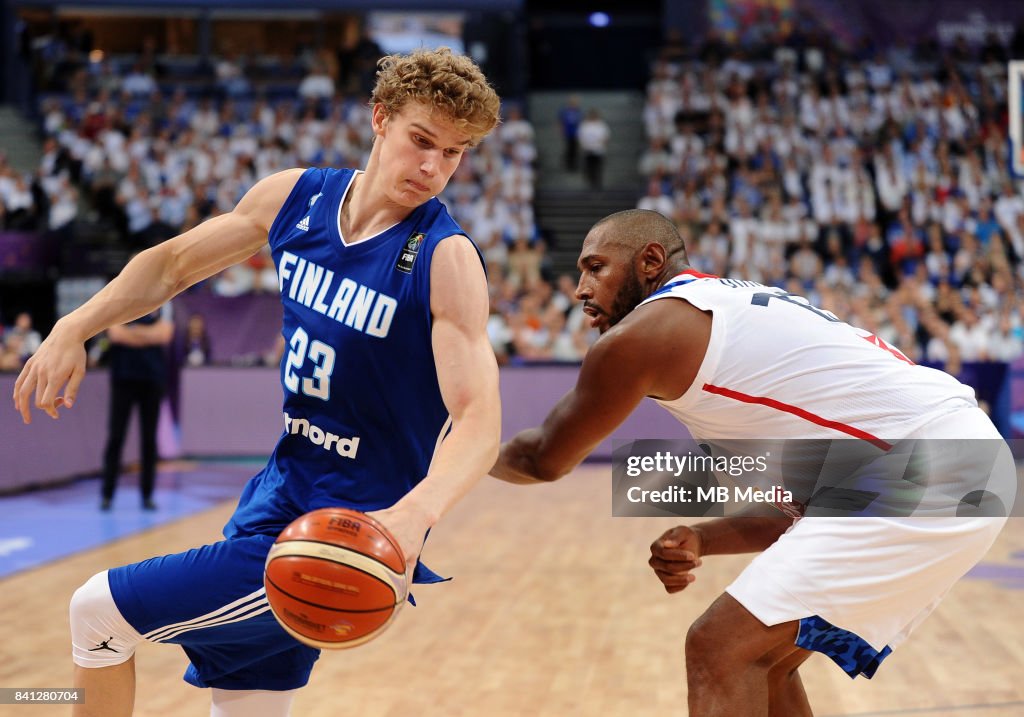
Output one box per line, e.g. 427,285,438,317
144,587,268,642
152,603,273,643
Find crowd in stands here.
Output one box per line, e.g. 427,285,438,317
0,312,42,371
5,37,594,372
638,30,1024,375
8,24,1024,378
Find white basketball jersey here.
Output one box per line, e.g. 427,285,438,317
642,270,977,447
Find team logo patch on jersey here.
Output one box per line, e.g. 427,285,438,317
296,216,311,232
395,233,424,274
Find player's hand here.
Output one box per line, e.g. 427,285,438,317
366,505,431,577
12,325,87,424
649,525,704,594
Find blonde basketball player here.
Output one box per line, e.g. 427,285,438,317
15,48,502,717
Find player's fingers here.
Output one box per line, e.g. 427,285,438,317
648,556,700,573
12,360,26,402
651,544,700,562
61,363,86,409
404,560,416,590
651,526,691,552
654,570,695,588
14,365,35,424
35,372,61,419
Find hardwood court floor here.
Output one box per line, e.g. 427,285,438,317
1,465,1022,716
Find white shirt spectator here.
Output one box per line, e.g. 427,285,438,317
125,193,154,234
994,189,1024,244
578,115,610,155
3,177,33,212
298,70,335,100
949,314,992,362
639,141,675,177
47,177,78,230
192,103,220,138
875,155,907,213
499,109,534,145
990,325,1024,362
637,192,674,218
729,213,759,267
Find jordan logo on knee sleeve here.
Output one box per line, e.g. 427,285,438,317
88,637,119,653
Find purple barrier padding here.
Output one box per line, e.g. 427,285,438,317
499,366,687,458
1011,356,1024,438
173,292,283,365
0,371,139,491
179,367,284,455
12,357,1023,487
178,365,686,459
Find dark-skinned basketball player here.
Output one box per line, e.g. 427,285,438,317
491,209,1010,716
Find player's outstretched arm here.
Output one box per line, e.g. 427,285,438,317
370,235,501,567
12,168,305,423
491,298,710,484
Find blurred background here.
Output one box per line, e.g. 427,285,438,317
1,0,1023,492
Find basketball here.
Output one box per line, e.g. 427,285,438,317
264,507,408,649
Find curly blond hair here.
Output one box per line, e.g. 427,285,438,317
371,47,501,145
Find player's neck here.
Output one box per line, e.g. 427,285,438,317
651,262,693,292
340,171,413,243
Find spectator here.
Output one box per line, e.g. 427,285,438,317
298,60,336,101
499,104,535,146
2,173,37,230
559,94,583,171
578,109,610,189
215,50,250,98
990,310,1023,362
122,62,157,97
506,236,543,291
1,312,42,370
948,308,991,362
182,312,212,367
637,177,674,218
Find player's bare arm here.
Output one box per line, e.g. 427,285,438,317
491,298,711,484
370,235,501,566
13,168,304,423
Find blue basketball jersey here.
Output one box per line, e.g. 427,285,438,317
224,168,478,538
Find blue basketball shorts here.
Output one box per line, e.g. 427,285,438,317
108,533,445,690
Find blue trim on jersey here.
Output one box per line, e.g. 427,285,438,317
646,275,698,301
796,615,893,679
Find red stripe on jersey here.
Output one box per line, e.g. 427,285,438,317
673,269,719,280
860,332,915,365
701,383,893,451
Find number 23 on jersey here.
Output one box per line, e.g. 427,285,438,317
284,327,336,400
